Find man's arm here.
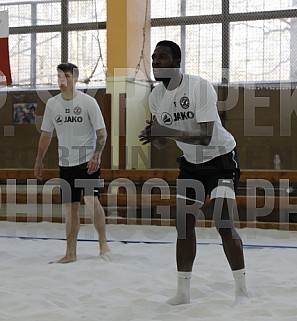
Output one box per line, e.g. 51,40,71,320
139,118,213,146
139,119,168,149
34,131,53,180
87,127,107,174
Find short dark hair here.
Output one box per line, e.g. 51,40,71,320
156,40,181,60
57,62,79,78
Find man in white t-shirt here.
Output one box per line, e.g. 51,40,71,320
139,41,249,305
34,62,110,263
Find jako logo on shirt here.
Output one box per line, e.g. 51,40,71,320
55,115,83,124
161,111,194,125
173,111,194,121
55,115,63,125
161,112,173,125
64,116,83,123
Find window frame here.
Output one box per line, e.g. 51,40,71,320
151,1,297,86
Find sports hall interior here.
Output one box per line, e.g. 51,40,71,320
1,0,297,229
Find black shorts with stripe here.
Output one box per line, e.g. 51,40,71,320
177,148,240,202
59,162,102,203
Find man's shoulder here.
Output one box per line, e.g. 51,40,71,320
150,82,164,96
77,90,97,104
46,93,61,106
186,74,215,94
186,74,210,84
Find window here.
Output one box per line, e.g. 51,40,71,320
229,0,297,13
2,0,297,86
151,0,297,85
0,0,106,88
230,19,292,82
151,0,221,18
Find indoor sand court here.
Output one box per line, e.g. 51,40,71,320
1,222,297,321
2,1,297,321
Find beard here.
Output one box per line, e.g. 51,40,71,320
153,66,177,82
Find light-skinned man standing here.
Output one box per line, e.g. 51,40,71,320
34,62,110,263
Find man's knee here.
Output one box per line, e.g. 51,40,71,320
211,196,241,239
176,213,196,239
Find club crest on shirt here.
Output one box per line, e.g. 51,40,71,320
180,96,190,109
73,106,82,115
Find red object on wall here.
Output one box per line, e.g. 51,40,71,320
0,11,12,86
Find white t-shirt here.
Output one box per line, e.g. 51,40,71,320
149,74,236,164
41,90,105,167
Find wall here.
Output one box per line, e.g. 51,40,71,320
1,86,296,170
0,88,108,169
224,86,297,169
151,86,297,170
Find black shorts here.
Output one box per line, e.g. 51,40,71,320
177,148,240,202
59,162,102,203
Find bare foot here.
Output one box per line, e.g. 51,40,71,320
49,254,77,264
100,242,111,261
100,242,111,256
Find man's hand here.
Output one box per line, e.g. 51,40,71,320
87,155,101,174
34,160,44,180
139,117,167,145
139,119,154,145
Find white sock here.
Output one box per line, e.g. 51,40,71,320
167,271,191,306
232,268,250,305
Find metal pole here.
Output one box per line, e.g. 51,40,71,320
30,2,37,87
180,0,186,73
61,0,68,62
222,0,230,84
